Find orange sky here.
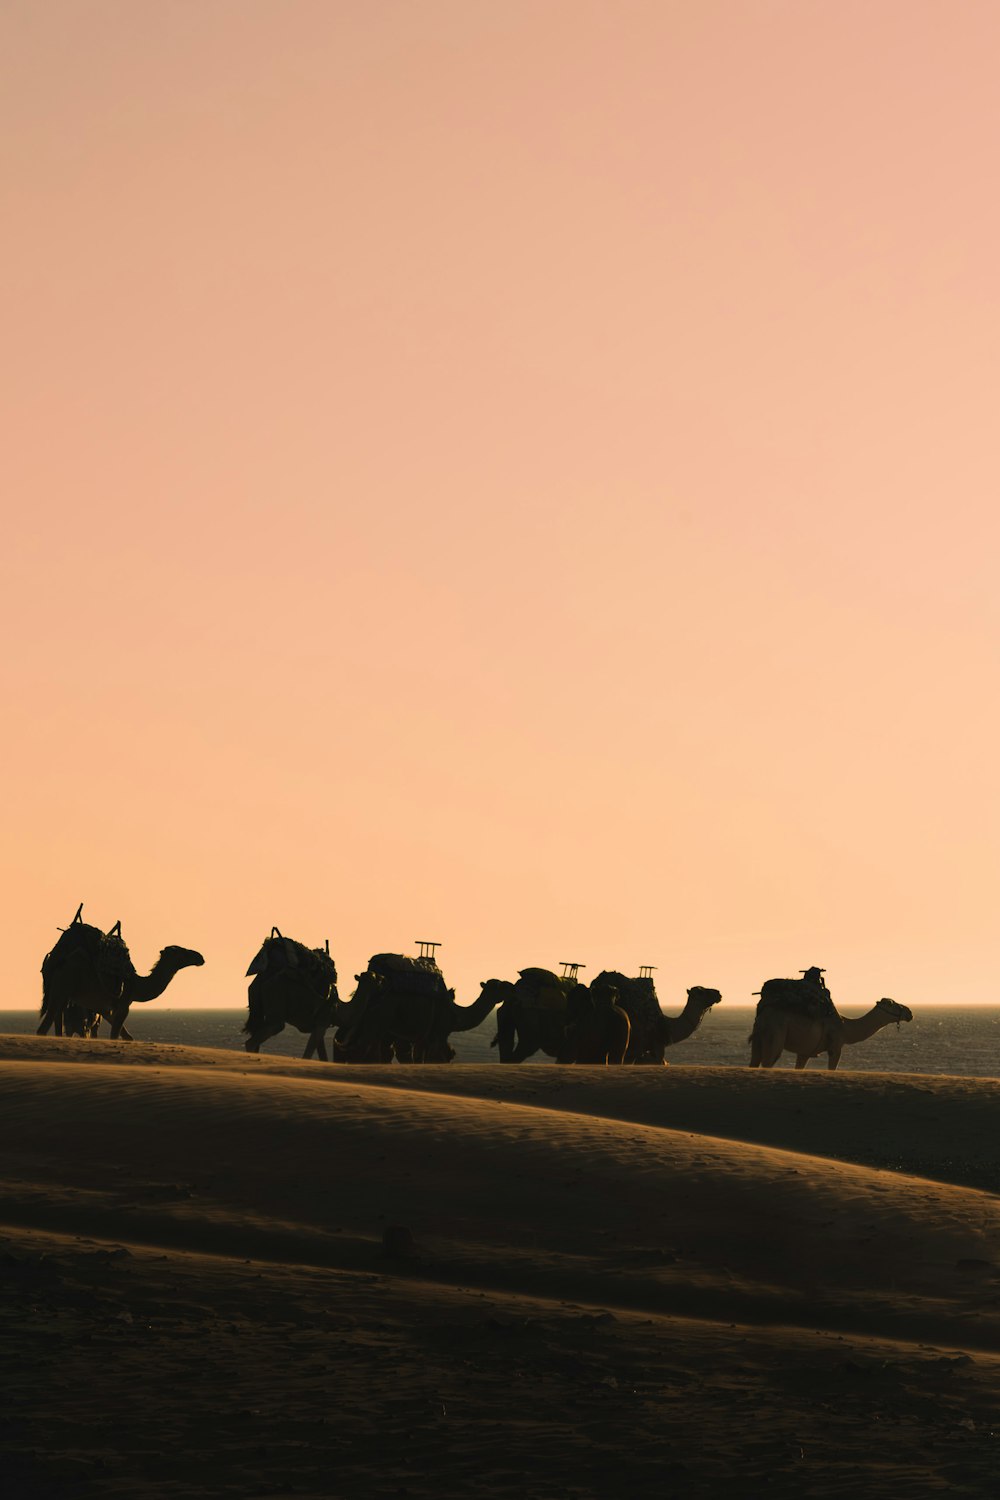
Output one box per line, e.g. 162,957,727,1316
3,1,997,1011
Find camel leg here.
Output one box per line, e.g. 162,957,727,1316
755,1024,784,1068
509,1016,543,1063
826,1048,842,1071
342,1030,380,1063
794,1055,809,1069
494,1006,516,1063
333,1029,366,1062
245,1019,285,1054
405,1034,425,1063
748,1032,761,1067
304,1032,328,1061
40,1005,65,1037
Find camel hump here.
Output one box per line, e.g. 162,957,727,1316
248,935,337,990
43,919,132,978
247,935,288,975
43,920,102,973
517,967,562,989
592,971,660,1025
366,953,448,996
310,947,338,982
591,969,628,994
758,977,836,1019
516,968,571,1012
593,970,657,1001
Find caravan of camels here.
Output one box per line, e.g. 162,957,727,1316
37,905,912,1068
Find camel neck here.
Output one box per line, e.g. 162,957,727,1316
840,1008,892,1044
130,957,177,1004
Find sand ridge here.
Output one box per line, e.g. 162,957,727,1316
3,1035,999,1496
6,1032,1000,1188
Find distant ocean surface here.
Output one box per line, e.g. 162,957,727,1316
4,1005,1000,1077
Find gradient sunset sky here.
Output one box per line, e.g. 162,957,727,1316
3,1,997,1011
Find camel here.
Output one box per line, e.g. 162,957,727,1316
244,930,339,1060
749,986,913,1069
590,972,722,1063
489,969,633,1064
335,953,497,1062
557,983,631,1064
39,906,204,1040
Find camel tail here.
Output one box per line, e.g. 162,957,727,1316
490,1033,499,1048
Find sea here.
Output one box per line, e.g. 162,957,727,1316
4,1005,1000,1077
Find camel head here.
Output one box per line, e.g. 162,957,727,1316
875,997,912,1025
348,969,386,1002
686,986,722,1014
587,981,622,1016
479,978,517,1004
161,946,205,974
566,982,597,1021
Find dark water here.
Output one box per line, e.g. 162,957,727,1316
5,1005,1000,1077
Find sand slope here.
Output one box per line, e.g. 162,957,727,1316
3,1036,999,1497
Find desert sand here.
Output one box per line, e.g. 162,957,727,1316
3,1036,999,1497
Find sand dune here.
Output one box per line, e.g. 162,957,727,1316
3,1035,999,1497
